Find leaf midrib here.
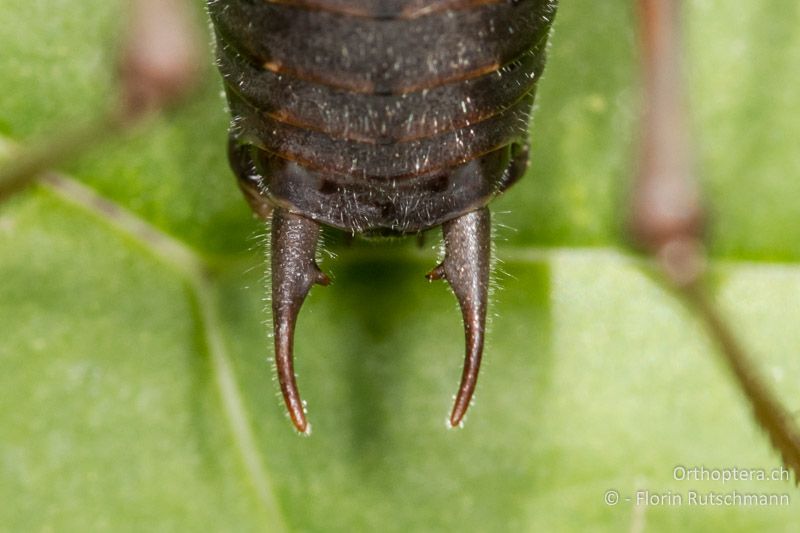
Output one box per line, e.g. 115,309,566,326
8,153,799,532
33,171,288,531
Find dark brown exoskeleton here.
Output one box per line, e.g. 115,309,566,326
0,0,798,484
207,0,557,432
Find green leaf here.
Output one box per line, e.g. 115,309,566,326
2,0,800,531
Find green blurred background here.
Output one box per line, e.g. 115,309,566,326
1,0,799,531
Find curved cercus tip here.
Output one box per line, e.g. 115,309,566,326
430,208,491,429
274,315,309,434
448,299,484,428
270,208,329,435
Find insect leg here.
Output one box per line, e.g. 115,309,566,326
0,0,200,201
427,208,491,428
227,138,273,220
631,0,800,479
271,208,330,434
629,0,703,267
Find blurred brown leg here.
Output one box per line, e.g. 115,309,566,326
631,0,800,480
0,0,200,202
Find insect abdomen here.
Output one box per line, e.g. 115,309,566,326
210,0,557,234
